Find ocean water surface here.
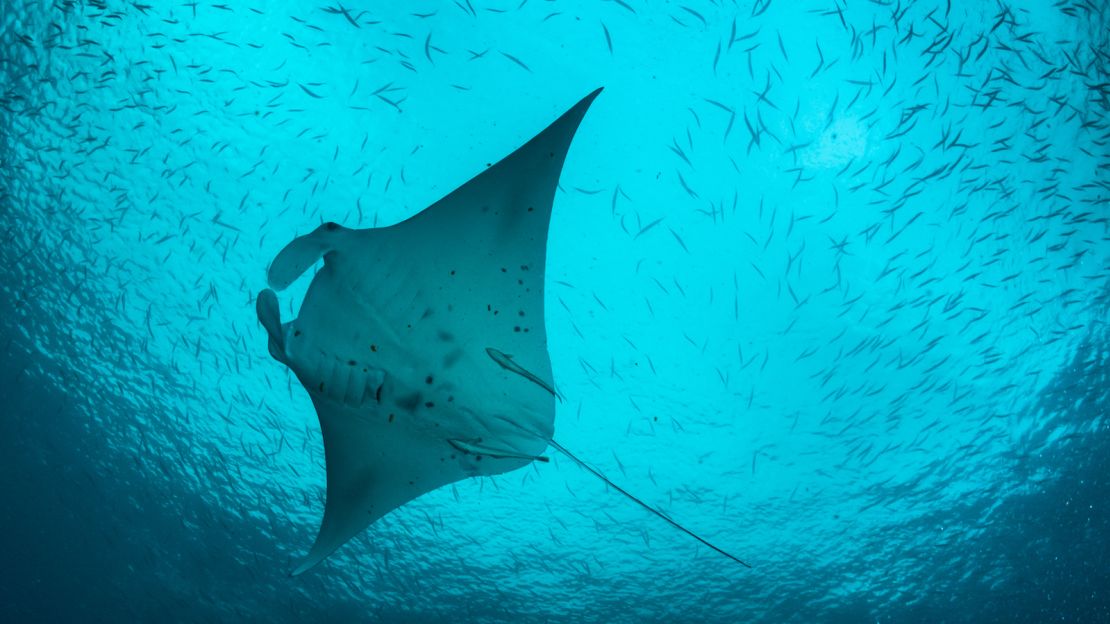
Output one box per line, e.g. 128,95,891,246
1,1,1108,622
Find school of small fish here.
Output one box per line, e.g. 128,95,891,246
0,0,1107,622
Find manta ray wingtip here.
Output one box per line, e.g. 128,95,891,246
578,86,604,109
289,555,323,577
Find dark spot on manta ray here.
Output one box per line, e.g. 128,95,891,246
387,413,394,423
370,344,377,352
444,349,463,368
294,330,301,337
348,360,356,366
425,401,435,408
425,375,434,385
397,392,422,412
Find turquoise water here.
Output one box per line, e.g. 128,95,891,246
2,1,1108,622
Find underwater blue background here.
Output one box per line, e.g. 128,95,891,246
1,0,1108,622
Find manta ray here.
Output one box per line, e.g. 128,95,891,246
256,88,748,575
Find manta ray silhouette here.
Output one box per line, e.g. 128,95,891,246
256,88,749,575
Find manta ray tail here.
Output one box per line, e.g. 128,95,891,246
548,439,752,569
